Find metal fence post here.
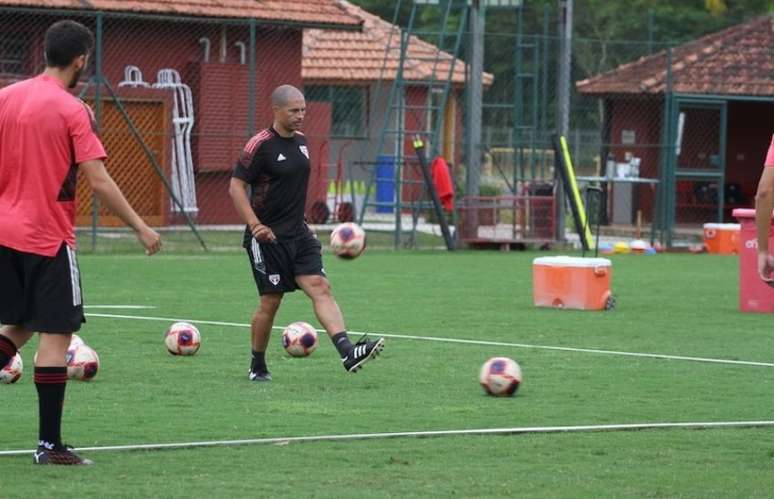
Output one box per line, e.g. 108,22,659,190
662,47,674,248
248,18,256,136
465,0,484,199
556,0,573,242
91,12,104,252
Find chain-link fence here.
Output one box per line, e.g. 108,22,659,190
573,16,774,246
477,8,773,248
477,25,670,245
1,4,771,251
0,6,362,252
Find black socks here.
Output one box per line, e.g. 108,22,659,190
251,350,268,373
34,367,68,449
251,332,353,371
331,332,352,357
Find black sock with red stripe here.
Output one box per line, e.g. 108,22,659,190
34,367,68,449
0,335,17,369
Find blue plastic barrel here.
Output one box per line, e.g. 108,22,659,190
376,155,395,214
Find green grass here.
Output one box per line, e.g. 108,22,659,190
2,250,774,497
73,228,446,253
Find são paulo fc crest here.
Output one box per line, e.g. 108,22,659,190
269,274,281,285
299,145,309,159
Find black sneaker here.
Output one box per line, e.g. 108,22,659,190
33,445,93,465
342,336,385,373
248,370,272,382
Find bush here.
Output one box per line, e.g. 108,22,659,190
478,183,503,197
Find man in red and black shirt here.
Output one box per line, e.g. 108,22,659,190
229,85,384,381
0,20,161,465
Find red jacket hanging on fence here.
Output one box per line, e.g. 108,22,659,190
431,156,454,211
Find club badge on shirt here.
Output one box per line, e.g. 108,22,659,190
299,145,309,159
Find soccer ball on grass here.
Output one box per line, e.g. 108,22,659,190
0,353,23,384
281,322,319,357
164,322,201,356
479,357,522,397
66,345,100,381
330,223,366,260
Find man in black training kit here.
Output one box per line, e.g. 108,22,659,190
229,85,384,381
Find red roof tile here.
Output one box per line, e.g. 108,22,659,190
577,15,774,96
0,0,362,27
303,0,493,86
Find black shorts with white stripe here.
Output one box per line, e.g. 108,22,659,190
0,243,85,333
245,230,325,296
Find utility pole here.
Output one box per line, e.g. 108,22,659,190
465,0,485,198
556,0,573,242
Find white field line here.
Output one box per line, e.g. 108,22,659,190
84,313,774,368
2,420,774,457
84,305,157,309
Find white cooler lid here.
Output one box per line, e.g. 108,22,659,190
703,223,740,230
533,256,612,267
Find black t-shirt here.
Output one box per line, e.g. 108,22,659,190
232,127,311,246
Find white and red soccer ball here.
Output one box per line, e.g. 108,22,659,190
479,357,522,397
66,345,100,381
281,322,319,357
164,322,201,356
329,223,366,260
0,353,23,384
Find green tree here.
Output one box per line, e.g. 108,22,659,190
347,0,772,132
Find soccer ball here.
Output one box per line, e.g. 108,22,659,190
281,322,319,357
330,222,366,259
0,353,23,384
164,322,201,356
66,345,100,381
479,357,522,397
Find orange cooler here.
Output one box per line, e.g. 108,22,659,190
532,256,613,311
703,223,740,254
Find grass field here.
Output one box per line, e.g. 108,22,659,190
73,228,447,253
2,248,774,497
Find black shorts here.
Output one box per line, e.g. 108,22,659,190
0,243,85,333
245,231,325,295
